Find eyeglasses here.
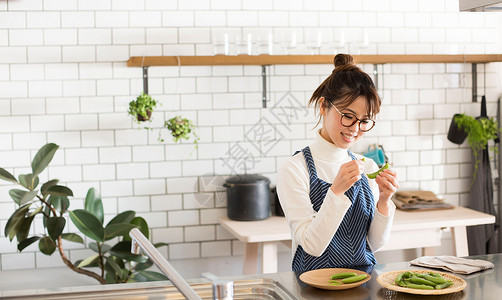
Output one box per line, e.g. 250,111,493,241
329,102,376,132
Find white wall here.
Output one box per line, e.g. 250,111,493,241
0,0,501,279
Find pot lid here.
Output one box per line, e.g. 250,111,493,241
225,174,270,185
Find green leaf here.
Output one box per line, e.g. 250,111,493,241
89,242,99,253
132,217,149,239
31,143,59,177
75,258,99,269
105,256,130,283
46,216,66,240
102,243,112,254
38,236,56,255
46,185,73,197
84,188,104,224
111,254,125,269
105,272,117,284
104,224,137,241
16,215,35,242
134,260,153,272
4,203,32,241
76,254,100,268
49,195,70,215
108,251,148,263
43,202,51,227
154,242,169,248
69,210,105,242
61,233,84,244
109,241,148,263
88,242,112,254
134,270,168,282
18,236,41,252
106,210,135,227
9,189,38,206
105,256,122,278
41,179,59,196
122,216,148,242
19,174,39,190
0,167,17,183
28,206,43,218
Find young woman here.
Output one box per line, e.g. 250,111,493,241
277,54,399,272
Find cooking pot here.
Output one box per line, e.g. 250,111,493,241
224,174,271,221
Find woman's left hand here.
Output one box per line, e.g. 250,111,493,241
375,168,399,204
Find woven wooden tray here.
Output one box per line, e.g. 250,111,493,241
377,270,466,295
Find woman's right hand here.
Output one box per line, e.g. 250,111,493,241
330,159,364,196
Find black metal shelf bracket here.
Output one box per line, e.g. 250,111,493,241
143,66,149,95
472,63,488,103
373,64,379,90
472,63,477,102
261,65,270,108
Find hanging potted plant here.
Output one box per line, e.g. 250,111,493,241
452,113,499,183
128,93,157,123
160,116,199,147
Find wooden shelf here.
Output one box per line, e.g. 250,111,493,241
127,54,502,67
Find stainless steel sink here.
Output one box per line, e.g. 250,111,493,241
1,278,296,300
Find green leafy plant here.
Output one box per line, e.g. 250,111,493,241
454,114,499,183
161,116,199,146
128,93,157,123
0,143,168,284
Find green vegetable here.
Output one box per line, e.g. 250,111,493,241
408,275,437,287
328,280,341,285
394,272,404,284
396,280,407,287
366,163,389,179
403,280,435,290
435,280,453,289
331,272,358,280
394,271,453,290
341,274,368,283
424,274,447,284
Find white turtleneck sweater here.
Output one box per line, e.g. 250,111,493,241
277,131,395,258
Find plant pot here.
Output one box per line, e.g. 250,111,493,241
447,114,468,145
137,110,152,122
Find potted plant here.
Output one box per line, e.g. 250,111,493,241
160,116,199,147
128,93,157,123
0,143,167,284
452,113,499,183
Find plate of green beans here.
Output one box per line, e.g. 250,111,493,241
376,270,467,295
299,268,371,290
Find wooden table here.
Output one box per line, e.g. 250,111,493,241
219,206,495,274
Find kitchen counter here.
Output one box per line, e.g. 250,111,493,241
220,206,496,274
1,253,500,299
277,253,501,299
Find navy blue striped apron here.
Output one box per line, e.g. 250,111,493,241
291,146,376,272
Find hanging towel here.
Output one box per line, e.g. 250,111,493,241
410,256,494,274
467,95,498,255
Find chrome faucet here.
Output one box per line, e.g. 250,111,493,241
129,228,234,300
129,228,202,300
201,272,234,300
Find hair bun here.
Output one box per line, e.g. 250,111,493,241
333,54,354,68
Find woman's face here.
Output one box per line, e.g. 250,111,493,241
319,96,371,149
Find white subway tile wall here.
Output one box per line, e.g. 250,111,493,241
0,0,500,271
